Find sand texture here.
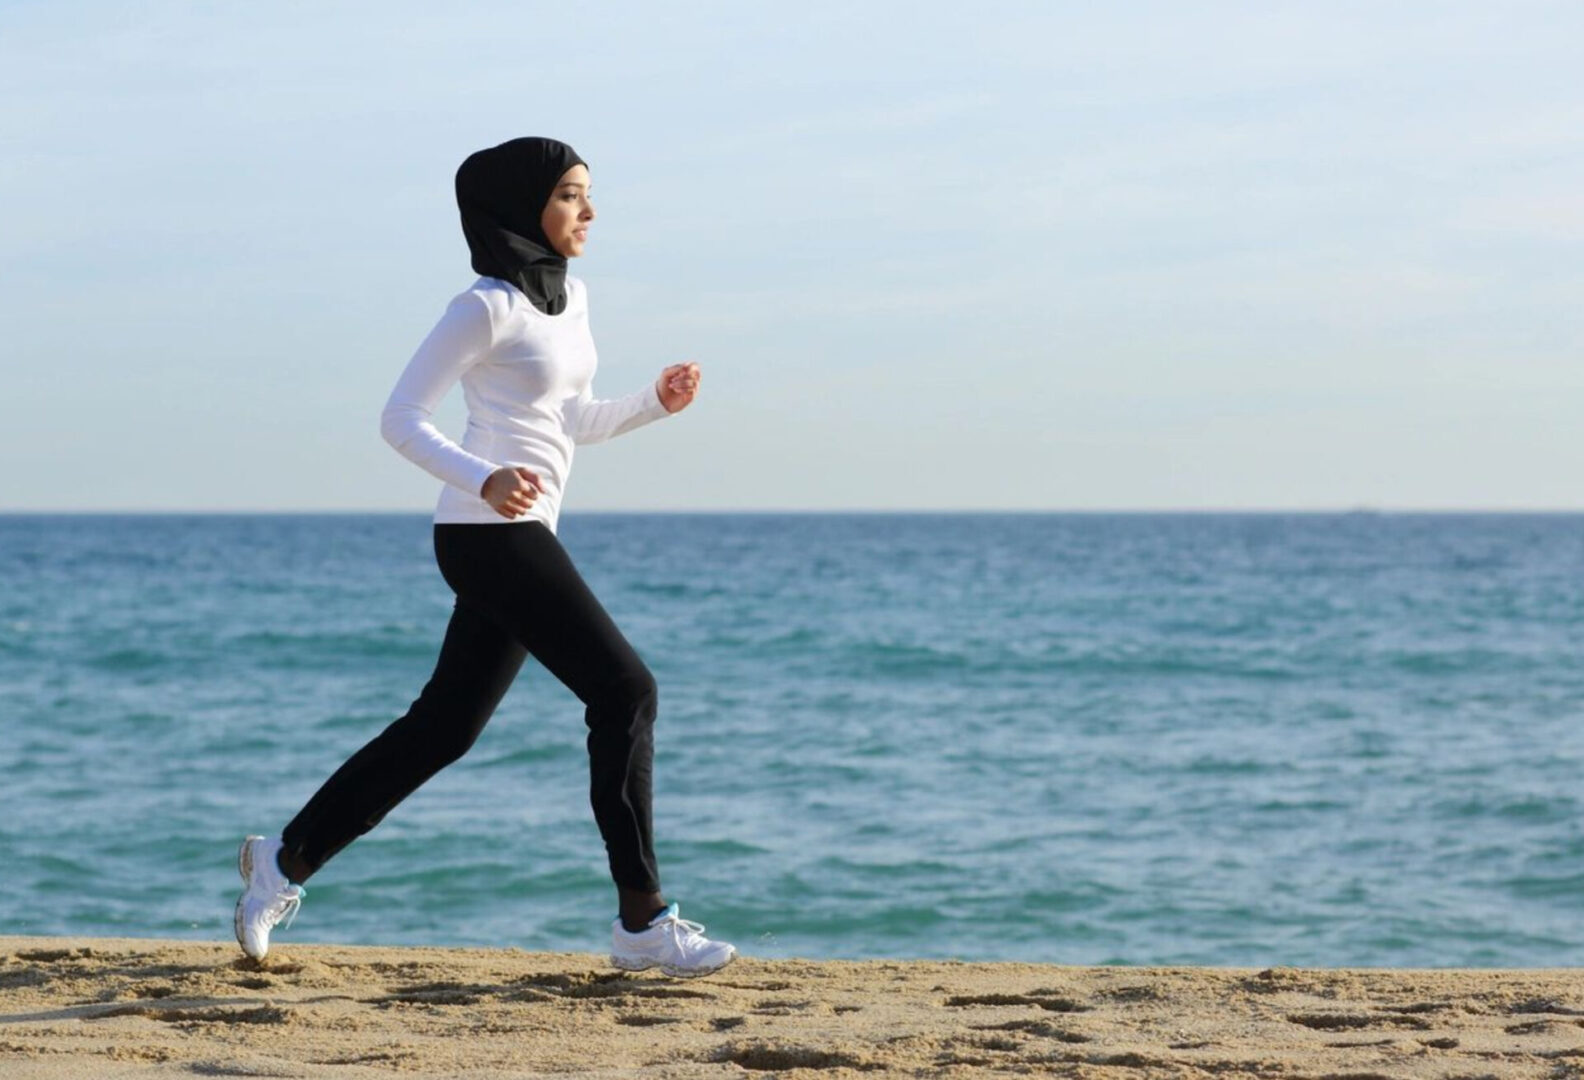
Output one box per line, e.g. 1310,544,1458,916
4,937,1584,1078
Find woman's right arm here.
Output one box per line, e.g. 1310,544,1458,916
379,292,502,499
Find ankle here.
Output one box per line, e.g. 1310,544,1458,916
617,885,666,931
275,847,310,886
619,903,670,934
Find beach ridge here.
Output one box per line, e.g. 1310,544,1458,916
4,935,1584,1077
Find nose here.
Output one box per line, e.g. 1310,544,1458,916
582,200,596,222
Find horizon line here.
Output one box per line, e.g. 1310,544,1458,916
6,507,1584,517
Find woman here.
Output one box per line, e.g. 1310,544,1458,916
234,137,735,978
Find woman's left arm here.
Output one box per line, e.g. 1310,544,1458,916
569,363,701,445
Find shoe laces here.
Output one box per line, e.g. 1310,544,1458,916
267,886,304,931
656,911,709,947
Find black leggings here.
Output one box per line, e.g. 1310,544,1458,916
281,521,661,894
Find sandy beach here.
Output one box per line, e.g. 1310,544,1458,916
4,937,1584,1077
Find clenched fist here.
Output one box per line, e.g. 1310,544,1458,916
657,362,701,414
481,466,543,520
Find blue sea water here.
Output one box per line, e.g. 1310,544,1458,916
4,511,1584,968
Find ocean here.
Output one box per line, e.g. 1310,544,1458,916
4,511,1584,968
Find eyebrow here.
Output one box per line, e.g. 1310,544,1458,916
557,182,589,191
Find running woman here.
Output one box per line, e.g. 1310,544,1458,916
234,137,735,978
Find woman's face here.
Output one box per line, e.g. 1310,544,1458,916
540,164,595,257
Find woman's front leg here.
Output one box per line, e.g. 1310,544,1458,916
467,524,667,920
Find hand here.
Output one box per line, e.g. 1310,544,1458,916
481,466,542,519
657,362,701,414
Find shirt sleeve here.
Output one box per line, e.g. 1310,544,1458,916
568,379,673,446
379,292,502,497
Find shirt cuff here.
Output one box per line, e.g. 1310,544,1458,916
644,380,672,419
460,456,500,498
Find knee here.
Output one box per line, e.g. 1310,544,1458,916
395,698,490,768
621,665,659,723
427,722,484,768
591,664,657,729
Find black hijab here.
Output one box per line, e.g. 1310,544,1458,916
455,137,587,315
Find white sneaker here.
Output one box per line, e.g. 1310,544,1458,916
233,835,304,960
611,903,736,978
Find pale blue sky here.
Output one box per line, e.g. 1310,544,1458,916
2,2,1580,511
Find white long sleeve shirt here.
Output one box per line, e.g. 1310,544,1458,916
380,275,671,530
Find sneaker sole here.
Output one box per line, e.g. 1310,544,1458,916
610,949,736,979
238,835,263,884
234,836,265,960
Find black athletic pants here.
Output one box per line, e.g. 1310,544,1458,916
280,521,661,894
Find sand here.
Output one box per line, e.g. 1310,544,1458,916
4,937,1584,1078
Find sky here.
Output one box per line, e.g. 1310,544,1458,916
2,1,1581,512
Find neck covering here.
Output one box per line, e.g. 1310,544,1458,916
455,137,587,315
